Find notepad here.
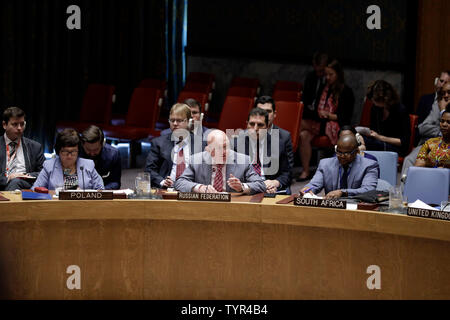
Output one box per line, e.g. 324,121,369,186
21,191,52,200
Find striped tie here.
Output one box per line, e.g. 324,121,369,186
252,141,261,176
175,147,186,179
213,164,224,192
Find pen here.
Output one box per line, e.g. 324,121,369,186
302,187,312,193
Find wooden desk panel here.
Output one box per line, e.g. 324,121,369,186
0,196,449,299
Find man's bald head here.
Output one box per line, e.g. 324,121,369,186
337,134,358,149
206,130,230,164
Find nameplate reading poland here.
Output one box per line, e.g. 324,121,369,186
177,192,231,202
294,197,346,210
59,191,114,200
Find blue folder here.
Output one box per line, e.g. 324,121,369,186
21,191,52,200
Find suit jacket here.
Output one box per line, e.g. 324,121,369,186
0,136,45,189
272,125,294,172
32,157,104,190
234,129,291,191
416,93,435,125
174,150,266,194
304,155,379,196
145,132,206,187
80,143,121,189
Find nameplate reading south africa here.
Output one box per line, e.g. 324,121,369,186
177,192,231,202
59,191,113,200
294,196,346,209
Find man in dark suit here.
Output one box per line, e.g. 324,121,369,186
235,107,291,194
174,130,266,194
0,107,45,190
300,135,379,199
416,71,449,124
254,95,294,170
80,125,122,190
145,103,204,188
302,52,328,122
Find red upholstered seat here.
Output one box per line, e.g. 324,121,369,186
56,84,115,132
273,80,303,92
217,96,255,132
177,91,209,113
312,135,333,148
273,101,304,151
227,86,257,98
272,90,302,102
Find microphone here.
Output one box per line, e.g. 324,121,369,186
80,166,85,191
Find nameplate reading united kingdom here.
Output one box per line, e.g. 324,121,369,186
59,191,114,200
177,192,231,202
407,207,450,222
294,197,346,210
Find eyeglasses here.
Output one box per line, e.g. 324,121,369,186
60,150,79,156
10,121,26,128
336,149,358,157
168,118,188,124
248,122,266,128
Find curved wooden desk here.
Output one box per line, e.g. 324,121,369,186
0,193,449,299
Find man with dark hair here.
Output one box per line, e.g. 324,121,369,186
416,71,450,124
235,107,291,194
300,135,379,199
254,95,294,169
1,106,45,190
80,125,121,190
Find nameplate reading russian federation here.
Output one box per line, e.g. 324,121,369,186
407,207,450,222
294,197,346,209
59,191,114,200
177,192,231,202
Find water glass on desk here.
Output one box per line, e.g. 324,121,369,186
389,186,404,213
135,172,151,197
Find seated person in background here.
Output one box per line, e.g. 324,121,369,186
300,135,379,199
338,125,378,163
235,107,291,194
416,70,449,124
302,52,328,123
255,95,294,170
298,58,355,181
80,125,121,190
1,106,45,191
401,80,450,179
174,130,266,194
414,105,450,169
362,80,410,157
33,128,104,190
160,98,207,136
145,103,204,188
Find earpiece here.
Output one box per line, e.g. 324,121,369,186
334,145,337,152
435,77,439,86
200,113,204,122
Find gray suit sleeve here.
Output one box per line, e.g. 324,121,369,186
303,160,325,194
243,164,266,194
346,161,379,196
173,164,199,192
418,103,441,139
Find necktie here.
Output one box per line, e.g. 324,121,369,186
175,147,186,179
252,141,262,176
213,164,224,192
340,166,349,189
9,141,17,156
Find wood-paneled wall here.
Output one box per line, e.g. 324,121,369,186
415,0,450,109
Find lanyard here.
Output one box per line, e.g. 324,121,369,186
434,140,450,168
5,139,21,176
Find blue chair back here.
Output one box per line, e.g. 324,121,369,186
403,167,450,205
365,151,398,186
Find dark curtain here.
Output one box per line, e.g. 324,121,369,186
0,0,165,152
166,0,186,107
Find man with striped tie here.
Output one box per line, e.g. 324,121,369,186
174,130,266,194
1,107,45,191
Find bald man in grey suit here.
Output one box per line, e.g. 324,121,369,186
174,130,266,194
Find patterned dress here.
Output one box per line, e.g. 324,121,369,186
417,137,450,168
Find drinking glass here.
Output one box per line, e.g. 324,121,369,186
389,186,403,213
135,172,151,197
